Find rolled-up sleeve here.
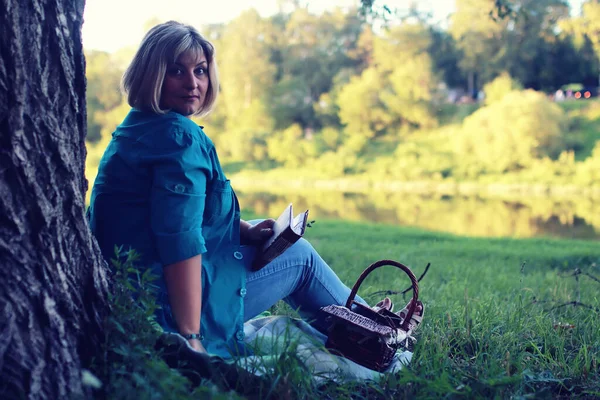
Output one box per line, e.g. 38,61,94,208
150,130,210,265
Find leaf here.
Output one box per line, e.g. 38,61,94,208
81,369,103,389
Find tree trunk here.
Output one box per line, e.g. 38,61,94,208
0,1,110,399
467,71,475,99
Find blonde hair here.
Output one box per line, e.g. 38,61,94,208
121,21,219,116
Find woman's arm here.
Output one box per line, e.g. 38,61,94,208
164,254,206,352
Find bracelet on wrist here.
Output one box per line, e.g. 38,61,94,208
182,333,203,341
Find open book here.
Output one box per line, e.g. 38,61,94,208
251,203,309,271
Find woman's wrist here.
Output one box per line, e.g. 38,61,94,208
181,332,203,341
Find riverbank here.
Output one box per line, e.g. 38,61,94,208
230,173,600,200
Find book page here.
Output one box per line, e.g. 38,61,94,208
292,211,307,235
261,203,292,250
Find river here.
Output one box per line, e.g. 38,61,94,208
235,190,600,240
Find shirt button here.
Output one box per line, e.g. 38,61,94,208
239,288,247,297
233,251,243,260
235,330,245,341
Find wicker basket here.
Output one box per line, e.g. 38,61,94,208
321,259,419,372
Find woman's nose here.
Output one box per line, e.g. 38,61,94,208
183,72,198,89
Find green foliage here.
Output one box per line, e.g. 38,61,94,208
313,92,341,130
576,141,600,185
337,67,388,140
450,0,505,75
84,9,600,191
311,148,360,177
335,23,440,144
219,99,273,162
85,50,126,143
456,90,568,172
266,124,317,168
483,72,523,105
369,138,454,181
272,8,364,131
581,1,600,64
315,126,343,151
501,0,570,91
218,10,276,120
90,247,202,399
374,24,439,129
429,28,466,89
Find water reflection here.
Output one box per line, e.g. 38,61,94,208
236,190,600,240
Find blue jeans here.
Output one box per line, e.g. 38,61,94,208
242,235,365,333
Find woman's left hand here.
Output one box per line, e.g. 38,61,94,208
243,219,275,245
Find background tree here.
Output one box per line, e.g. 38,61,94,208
374,23,440,130
558,1,600,88
336,67,388,150
450,0,505,96
217,9,276,161
501,0,570,90
336,21,439,148
429,27,466,89
0,0,110,399
580,0,600,86
272,7,364,132
85,50,125,142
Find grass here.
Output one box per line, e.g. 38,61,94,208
307,219,600,398
97,218,600,399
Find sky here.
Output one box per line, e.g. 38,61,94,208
82,0,586,53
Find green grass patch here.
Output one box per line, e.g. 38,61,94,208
96,220,600,399
306,220,600,398
558,99,594,114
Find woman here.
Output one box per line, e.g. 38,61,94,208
88,21,421,359
88,21,353,357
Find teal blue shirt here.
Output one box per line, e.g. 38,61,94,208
89,109,247,357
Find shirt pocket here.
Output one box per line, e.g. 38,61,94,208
204,178,234,225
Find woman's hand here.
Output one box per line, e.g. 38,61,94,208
241,219,275,245
188,338,207,353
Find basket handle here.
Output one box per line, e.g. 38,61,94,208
345,259,419,332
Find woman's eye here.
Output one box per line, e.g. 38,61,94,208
195,67,206,76
168,67,183,76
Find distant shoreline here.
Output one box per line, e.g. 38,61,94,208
230,175,600,200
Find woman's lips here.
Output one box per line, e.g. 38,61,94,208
181,95,200,102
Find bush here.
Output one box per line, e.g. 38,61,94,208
456,90,568,173
576,142,600,185
266,124,319,168
483,72,523,105
311,149,359,177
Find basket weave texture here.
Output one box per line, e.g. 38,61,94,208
321,259,419,372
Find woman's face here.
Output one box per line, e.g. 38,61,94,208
160,49,209,117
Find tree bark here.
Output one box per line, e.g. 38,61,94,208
0,0,110,399
467,71,475,99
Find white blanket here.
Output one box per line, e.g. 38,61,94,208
237,316,412,383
